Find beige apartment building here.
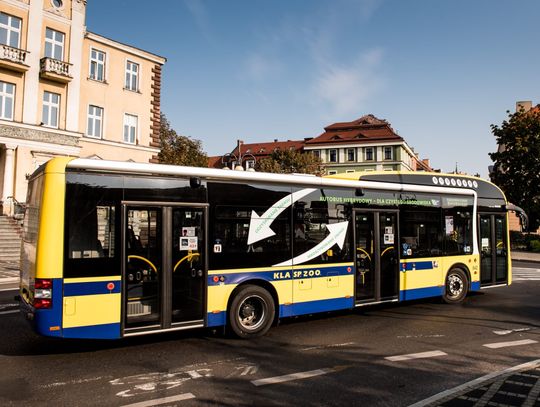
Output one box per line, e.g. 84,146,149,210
0,0,165,215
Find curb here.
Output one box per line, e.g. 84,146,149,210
409,359,540,406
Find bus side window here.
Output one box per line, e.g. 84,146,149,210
68,204,116,259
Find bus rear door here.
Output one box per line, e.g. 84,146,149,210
123,203,207,335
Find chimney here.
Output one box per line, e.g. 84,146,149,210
422,159,430,167
516,101,532,112
274,139,278,142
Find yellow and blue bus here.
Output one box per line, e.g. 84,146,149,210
19,158,511,339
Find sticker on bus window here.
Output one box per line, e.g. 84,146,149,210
214,244,222,253
384,234,394,244
481,238,489,248
180,237,198,251
385,226,393,234
182,227,196,237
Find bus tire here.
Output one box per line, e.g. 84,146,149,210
443,268,468,304
228,285,275,338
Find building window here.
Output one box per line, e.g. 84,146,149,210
384,146,393,160
123,113,138,144
42,91,60,128
328,170,337,175
346,170,355,173
87,105,103,138
347,148,355,162
245,160,255,170
89,48,105,82
0,13,21,48
365,147,374,161
312,150,320,159
45,28,64,60
125,61,139,91
329,149,337,163
0,81,15,120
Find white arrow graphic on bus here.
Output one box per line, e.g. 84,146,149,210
247,188,317,245
273,221,349,267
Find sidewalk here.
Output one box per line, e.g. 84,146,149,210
411,359,540,407
511,250,540,263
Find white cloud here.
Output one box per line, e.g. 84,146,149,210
312,48,385,117
245,53,283,81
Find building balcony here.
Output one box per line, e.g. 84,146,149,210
39,57,72,83
0,45,29,72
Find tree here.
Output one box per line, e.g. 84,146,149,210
256,149,324,175
158,113,208,167
489,106,540,230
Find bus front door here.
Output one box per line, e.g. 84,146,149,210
354,211,399,303
123,204,206,334
479,214,508,286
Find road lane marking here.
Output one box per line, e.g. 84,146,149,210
121,392,195,407
385,350,447,362
483,339,538,349
0,309,18,315
493,328,532,336
251,368,335,387
0,287,18,292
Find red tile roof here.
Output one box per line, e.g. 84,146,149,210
306,114,403,145
230,139,305,158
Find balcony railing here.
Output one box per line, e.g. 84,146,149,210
0,44,29,72
0,44,27,64
40,57,72,82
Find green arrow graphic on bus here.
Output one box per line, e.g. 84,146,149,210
247,188,316,245
273,221,349,267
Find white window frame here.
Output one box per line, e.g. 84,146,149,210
329,149,338,163
42,91,60,128
384,146,393,160
0,81,15,120
245,160,255,170
346,148,356,162
123,113,138,144
86,105,103,139
44,27,64,60
125,60,139,91
89,48,106,82
312,150,321,159
365,147,374,161
0,12,21,48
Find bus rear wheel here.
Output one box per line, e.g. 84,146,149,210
229,285,275,338
443,268,468,304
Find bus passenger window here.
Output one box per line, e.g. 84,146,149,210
68,204,115,259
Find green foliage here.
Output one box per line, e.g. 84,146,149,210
509,231,540,252
158,113,208,167
530,240,540,253
256,149,324,175
490,107,540,230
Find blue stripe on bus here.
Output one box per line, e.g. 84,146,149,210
62,323,121,339
207,312,226,327
35,278,64,338
400,261,434,272
64,281,122,297
207,265,354,286
399,286,443,301
470,281,481,291
283,297,354,318
205,297,354,328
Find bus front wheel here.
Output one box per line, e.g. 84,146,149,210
443,268,468,304
229,285,275,338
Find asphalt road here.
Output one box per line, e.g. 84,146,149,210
0,263,538,406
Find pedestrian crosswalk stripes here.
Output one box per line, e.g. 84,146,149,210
512,267,540,281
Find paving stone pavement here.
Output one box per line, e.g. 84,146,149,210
412,361,540,407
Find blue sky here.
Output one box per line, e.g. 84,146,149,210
87,0,540,177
